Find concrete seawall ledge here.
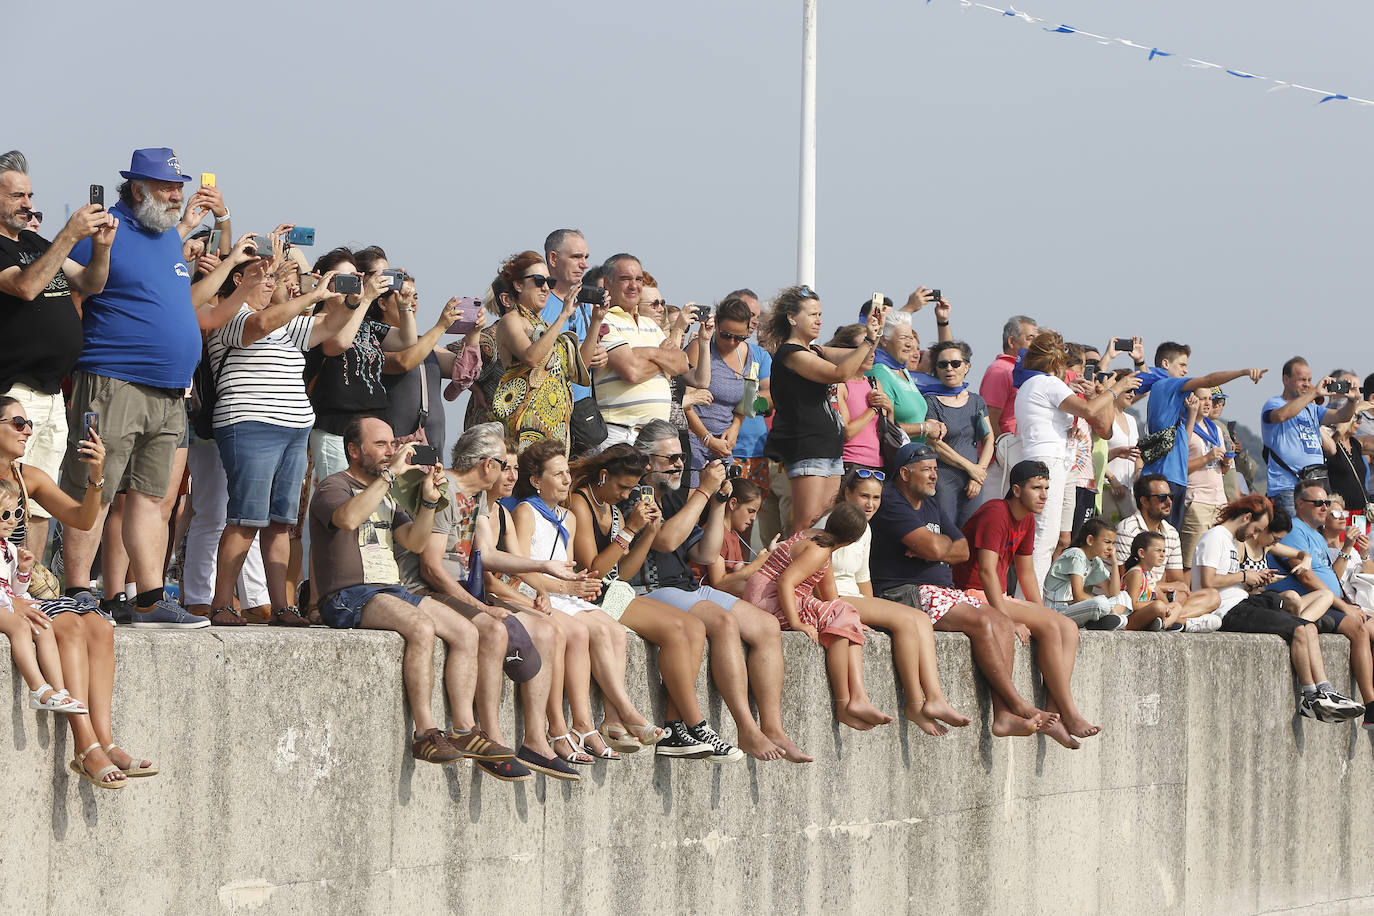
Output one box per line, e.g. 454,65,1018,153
3,628,1372,915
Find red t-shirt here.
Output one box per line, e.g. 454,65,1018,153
951,498,1035,594
978,353,1018,435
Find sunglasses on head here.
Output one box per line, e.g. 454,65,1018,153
935,359,965,370
797,287,818,300
0,506,25,522
5,416,33,431
852,469,885,481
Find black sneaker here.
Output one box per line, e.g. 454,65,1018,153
102,593,134,625
684,721,745,764
1315,690,1364,721
654,721,714,759
1085,614,1126,631
1363,702,1374,732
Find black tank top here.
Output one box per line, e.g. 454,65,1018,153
573,490,622,580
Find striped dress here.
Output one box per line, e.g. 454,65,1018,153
744,531,865,647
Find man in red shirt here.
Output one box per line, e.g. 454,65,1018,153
953,460,1102,750
978,315,1037,435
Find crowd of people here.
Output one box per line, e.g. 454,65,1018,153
3,146,1374,790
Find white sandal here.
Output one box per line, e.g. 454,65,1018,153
29,685,88,715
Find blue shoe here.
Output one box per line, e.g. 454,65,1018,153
128,598,210,629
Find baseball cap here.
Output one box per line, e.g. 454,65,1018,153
890,441,937,473
502,616,541,682
119,147,194,183
1006,459,1050,498
1210,387,1227,401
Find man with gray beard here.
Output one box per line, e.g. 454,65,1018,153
59,148,210,627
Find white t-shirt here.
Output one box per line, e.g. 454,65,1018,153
208,305,316,428
829,524,871,598
1014,374,1075,462
1190,525,1248,617
1105,412,1139,489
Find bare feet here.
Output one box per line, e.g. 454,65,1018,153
1060,713,1101,739
835,702,876,731
737,730,785,762
763,729,814,763
1040,717,1082,750
990,708,1038,738
904,703,948,737
846,699,894,726
922,698,970,728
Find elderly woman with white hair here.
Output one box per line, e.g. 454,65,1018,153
865,311,946,446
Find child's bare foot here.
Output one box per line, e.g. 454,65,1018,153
737,730,784,761
1040,717,1082,749
1061,713,1101,739
763,729,814,763
835,702,876,731
847,699,893,726
990,708,1039,737
904,703,948,736
922,698,970,728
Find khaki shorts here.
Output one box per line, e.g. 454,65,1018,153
1180,501,1223,567
60,371,185,504
2,383,67,519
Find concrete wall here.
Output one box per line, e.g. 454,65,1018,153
2,629,1372,915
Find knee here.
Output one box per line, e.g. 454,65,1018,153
676,614,707,645
565,619,590,652
525,617,556,656
479,615,508,652
403,615,436,644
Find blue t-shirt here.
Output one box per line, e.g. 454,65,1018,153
733,342,772,460
1261,395,1325,494
868,484,962,593
1141,376,1191,487
541,292,593,402
69,201,201,388
1267,517,1342,595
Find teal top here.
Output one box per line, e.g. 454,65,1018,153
866,364,929,437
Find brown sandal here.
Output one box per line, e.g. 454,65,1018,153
210,606,247,627
269,606,310,627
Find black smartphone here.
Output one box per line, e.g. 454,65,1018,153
1113,338,1134,352
82,411,99,439
1084,360,1100,377
409,444,439,466
575,286,606,305
928,289,942,301
1330,379,1352,394
89,185,104,209
331,274,362,297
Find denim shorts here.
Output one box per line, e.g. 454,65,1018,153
786,456,845,478
646,584,739,614
321,584,424,629
216,421,310,527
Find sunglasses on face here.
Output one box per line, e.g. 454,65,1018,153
487,456,513,472
5,416,33,431
643,299,666,309
1301,497,1333,508
1331,509,1349,520
29,211,42,224
521,275,556,289
650,452,685,465
718,331,749,343
1146,493,1173,502
853,469,886,481
0,506,25,522
935,359,966,370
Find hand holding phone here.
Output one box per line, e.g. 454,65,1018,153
89,185,105,209
409,444,440,466
445,297,482,334
200,172,216,189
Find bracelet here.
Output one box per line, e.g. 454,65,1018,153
614,534,633,551
86,477,104,489
936,320,950,327
1133,359,1145,368
622,527,642,540
214,210,230,223
15,569,31,582
380,468,396,485
693,488,712,500
419,497,439,510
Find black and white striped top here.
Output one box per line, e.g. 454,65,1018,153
207,305,316,429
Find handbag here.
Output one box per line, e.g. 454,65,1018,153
1262,446,1328,489
877,409,909,467
9,464,61,599
570,390,608,456
1137,425,1177,467
733,345,763,419
189,336,233,441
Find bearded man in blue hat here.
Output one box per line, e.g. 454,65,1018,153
59,147,216,628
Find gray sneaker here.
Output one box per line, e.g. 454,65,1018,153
128,598,210,629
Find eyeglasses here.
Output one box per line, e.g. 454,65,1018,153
522,275,556,289
935,359,966,370
0,506,25,522
718,331,749,344
487,457,513,472
649,452,685,465
642,299,666,309
5,417,33,431
852,469,886,481
1146,493,1173,502
1301,497,1333,508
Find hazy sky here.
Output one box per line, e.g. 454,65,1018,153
18,0,1374,439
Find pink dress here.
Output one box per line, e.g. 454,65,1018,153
744,532,866,647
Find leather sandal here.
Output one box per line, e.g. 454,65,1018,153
105,744,158,777
598,723,642,754
573,728,620,760
210,606,247,626
269,605,310,627
68,743,125,790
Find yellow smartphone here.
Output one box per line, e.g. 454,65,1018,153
200,172,216,188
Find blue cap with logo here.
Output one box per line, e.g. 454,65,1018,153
889,441,937,474
119,147,194,183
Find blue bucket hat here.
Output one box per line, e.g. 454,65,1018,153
119,147,194,183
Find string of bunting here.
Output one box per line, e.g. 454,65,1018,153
933,0,1373,107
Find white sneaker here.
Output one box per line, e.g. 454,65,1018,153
1184,614,1222,634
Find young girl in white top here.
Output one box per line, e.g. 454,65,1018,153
1043,518,1132,630
0,481,87,716
821,469,970,736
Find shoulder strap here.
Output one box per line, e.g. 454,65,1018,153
416,358,429,430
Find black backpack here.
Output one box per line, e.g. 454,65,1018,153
188,336,232,440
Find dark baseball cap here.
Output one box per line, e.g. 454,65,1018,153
1006,459,1051,498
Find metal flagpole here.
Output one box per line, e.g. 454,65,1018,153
798,0,817,287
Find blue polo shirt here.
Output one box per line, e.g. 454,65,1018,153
1261,396,1325,494
733,341,772,460
1266,516,1342,595
69,200,201,389
1141,376,1191,487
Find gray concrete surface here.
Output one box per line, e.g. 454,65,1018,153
2,628,1372,915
